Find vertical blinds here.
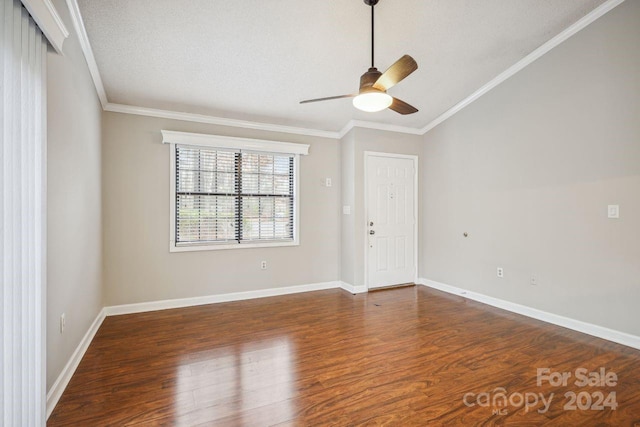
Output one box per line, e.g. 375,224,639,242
175,145,295,245
1,0,47,424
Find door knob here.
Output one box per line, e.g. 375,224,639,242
369,230,375,235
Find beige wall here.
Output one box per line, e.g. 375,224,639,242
102,112,340,305
46,0,103,389
422,0,640,335
340,129,356,286
340,127,423,288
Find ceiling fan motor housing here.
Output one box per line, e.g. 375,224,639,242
359,67,383,93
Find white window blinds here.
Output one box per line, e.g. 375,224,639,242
175,145,295,246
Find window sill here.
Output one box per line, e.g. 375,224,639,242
169,240,299,252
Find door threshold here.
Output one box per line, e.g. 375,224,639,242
368,283,416,292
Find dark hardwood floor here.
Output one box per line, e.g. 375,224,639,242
48,286,640,426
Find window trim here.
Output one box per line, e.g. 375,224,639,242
163,130,309,252
162,130,310,155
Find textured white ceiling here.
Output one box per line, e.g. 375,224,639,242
76,0,606,132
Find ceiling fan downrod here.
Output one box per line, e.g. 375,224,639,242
364,0,380,68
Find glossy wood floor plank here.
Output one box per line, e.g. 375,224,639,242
49,287,640,426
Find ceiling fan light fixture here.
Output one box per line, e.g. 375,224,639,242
352,92,392,112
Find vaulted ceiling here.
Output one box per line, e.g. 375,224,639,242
76,0,608,133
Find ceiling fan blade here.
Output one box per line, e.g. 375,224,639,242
373,55,418,91
300,94,357,104
388,97,418,115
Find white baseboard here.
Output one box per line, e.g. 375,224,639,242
46,308,106,419
417,278,640,351
104,281,340,316
339,281,368,294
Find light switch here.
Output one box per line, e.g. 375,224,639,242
325,178,332,187
608,205,619,219
343,206,351,215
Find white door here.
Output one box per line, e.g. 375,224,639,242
366,153,417,289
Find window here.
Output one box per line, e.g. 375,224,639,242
163,131,309,251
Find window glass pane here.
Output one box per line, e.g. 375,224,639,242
243,219,259,240
177,169,196,193
274,156,290,175
241,197,258,240
274,198,289,218
242,173,259,194
274,220,289,239
259,196,275,240
217,196,236,220
260,222,275,239
176,194,199,242
274,175,290,195
198,150,216,172
216,172,235,193
216,151,236,172
239,196,293,241
216,196,236,240
177,148,202,170
261,197,274,218
259,155,273,174
259,175,274,194
242,197,259,216
177,195,227,242
200,171,215,193
242,153,259,173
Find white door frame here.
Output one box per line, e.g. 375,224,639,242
363,151,419,290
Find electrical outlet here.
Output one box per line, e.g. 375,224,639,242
261,261,267,270
497,267,504,278
531,275,538,285
60,313,66,334
325,178,332,187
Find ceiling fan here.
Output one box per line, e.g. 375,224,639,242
300,0,418,115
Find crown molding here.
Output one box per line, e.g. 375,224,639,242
21,0,69,53
68,0,624,139
104,103,426,140
64,0,108,107
420,0,625,134
338,119,424,139
105,103,342,139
